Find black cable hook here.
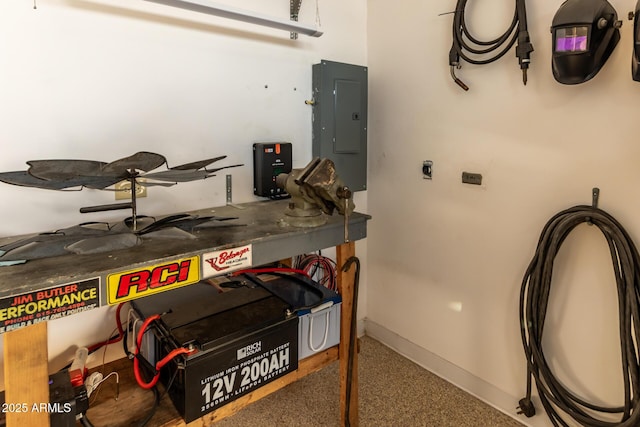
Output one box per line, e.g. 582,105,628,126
592,187,600,209
587,187,600,225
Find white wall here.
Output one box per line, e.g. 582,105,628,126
367,1,639,426
10,0,632,424
0,0,367,388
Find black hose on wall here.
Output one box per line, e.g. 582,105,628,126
519,205,640,426
448,0,533,89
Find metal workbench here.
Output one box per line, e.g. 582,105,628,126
0,199,370,426
0,199,368,302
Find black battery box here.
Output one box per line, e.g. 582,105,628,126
131,279,299,423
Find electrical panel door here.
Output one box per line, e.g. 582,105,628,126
312,60,368,191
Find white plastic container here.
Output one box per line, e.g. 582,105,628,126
297,301,341,359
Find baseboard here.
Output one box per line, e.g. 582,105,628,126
357,318,366,337
363,319,549,427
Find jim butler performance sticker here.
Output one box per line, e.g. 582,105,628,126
0,278,100,333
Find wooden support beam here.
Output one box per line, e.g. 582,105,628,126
3,322,49,427
336,241,358,427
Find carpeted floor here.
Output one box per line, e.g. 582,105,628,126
214,336,524,427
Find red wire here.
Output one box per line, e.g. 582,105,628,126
130,266,321,390
231,267,311,278
133,314,194,389
297,254,337,291
87,302,126,353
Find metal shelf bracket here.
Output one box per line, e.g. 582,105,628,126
290,0,302,39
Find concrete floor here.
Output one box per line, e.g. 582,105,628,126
214,336,525,427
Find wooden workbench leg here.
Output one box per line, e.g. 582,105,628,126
3,322,50,427
337,241,358,427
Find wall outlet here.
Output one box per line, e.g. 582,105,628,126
115,179,147,200
422,161,433,179
462,172,482,185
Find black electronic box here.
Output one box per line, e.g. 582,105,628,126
131,279,299,423
253,142,292,199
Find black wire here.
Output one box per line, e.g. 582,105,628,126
454,4,518,64
79,413,95,427
128,322,179,427
295,253,337,291
520,205,640,427
451,0,521,65
123,326,133,359
135,353,180,426
134,343,163,427
449,0,533,82
159,367,179,401
137,387,160,427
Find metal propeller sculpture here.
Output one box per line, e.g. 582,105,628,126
0,152,243,265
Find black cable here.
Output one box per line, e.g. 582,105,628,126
159,366,179,401
519,205,640,426
134,349,180,427
134,343,162,427
449,0,533,90
341,256,360,427
137,387,160,427
126,316,180,427
79,413,95,427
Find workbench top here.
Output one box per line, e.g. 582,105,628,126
0,199,369,332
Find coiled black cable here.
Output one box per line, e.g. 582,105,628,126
449,0,533,90
519,205,640,426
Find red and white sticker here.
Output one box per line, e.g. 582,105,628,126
202,244,252,277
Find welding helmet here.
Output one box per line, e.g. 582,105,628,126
551,0,621,84
632,0,640,81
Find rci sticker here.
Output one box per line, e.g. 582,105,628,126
107,256,200,304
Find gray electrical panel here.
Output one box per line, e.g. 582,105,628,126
312,60,368,192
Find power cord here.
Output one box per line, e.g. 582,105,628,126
137,387,160,427
449,0,533,90
519,205,640,426
78,413,95,427
132,367,179,427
